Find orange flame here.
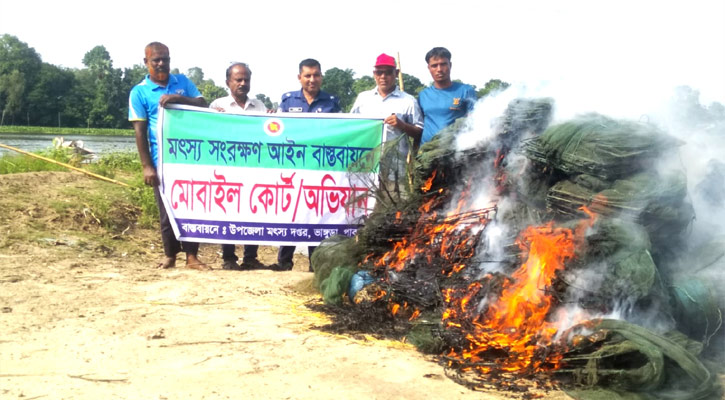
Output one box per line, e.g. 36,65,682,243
421,170,437,192
444,212,597,374
362,140,601,379
375,180,494,274
370,182,495,332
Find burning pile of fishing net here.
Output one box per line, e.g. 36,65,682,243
309,98,724,399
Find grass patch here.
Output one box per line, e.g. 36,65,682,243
78,154,159,229
0,149,158,227
0,167,161,258
1,147,158,234
4,228,50,244
127,176,158,228
86,151,142,179
1,149,141,176
60,182,142,232
0,125,133,136
49,199,74,215
0,147,77,174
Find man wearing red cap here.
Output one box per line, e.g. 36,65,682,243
350,53,423,198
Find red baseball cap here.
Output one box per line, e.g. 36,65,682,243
374,53,396,68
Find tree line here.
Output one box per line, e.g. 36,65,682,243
0,35,511,129
5,34,721,132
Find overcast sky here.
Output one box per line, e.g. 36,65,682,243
2,0,724,110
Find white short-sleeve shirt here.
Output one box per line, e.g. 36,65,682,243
209,95,268,113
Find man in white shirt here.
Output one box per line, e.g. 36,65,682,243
209,62,268,113
209,62,267,270
350,53,423,199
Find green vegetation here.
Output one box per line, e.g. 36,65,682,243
0,147,74,174
5,33,723,134
58,182,137,231
0,125,133,136
85,151,141,178
127,175,159,228
1,149,158,227
0,148,140,175
476,79,511,98
0,34,230,129
86,151,160,227
2,34,519,124
0,170,154,254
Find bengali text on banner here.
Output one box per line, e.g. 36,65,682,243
157,105,383,246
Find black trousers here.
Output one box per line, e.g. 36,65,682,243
154,185,198,257
221,244,259,261
278,246,316,265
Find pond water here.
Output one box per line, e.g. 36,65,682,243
0,133,136,157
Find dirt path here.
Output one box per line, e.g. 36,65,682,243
0,172,570,399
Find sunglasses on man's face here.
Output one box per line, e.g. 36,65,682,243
373,69,396,77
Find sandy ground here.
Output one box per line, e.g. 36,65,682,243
0,172,573,399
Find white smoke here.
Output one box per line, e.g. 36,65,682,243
455,80,725,349
455,88,520,151
467,79,725,244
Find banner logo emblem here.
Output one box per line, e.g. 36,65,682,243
264,119,284,137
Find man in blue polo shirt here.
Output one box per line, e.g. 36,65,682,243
418,47,478,144
128,42,208,270
273,59,340,271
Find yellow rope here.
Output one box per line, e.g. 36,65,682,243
0,142,130,187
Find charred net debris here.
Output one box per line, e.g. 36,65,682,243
309,98,723,398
